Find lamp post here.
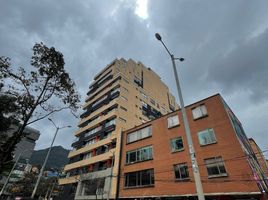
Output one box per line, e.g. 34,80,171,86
0,150,30,196
31,118,71,199
155,33,205,200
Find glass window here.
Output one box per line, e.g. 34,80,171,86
170,137,184,152
204,156,227,177
126,146,153,164
192,105,207,119
105,118,116,128
120,106,127,112
125,169,154,188
83,152,92,160
174,163,189,180
167,115,179,128
121,96,128,101
150,99,155,105
127,126,152,143
198,128,216,145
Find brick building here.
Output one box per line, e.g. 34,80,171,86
119,94,268,200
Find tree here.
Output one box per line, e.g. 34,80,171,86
0,42,80,173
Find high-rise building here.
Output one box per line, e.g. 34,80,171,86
59,58,178,199
119,94,268,200
0,125,40,185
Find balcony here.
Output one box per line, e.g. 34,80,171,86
75,105,117,136
80,90,120,119
83,81,120,110
85,74,121,103
64,149,115,171
78,100,118,127
69,135,116,158
58,175,79,185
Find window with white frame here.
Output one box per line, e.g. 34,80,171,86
127,126,152,143
204,156,227,177
126,146,153,164
174,163,189,180
170,137,184,152
192,105,207,120
167,115,179,128
198,128,216,145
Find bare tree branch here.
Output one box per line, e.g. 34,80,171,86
27,106,69,125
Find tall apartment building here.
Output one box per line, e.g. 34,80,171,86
119,94,268,200
59,58,178,199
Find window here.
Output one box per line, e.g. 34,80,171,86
105,118,116,128
126,146,153,164
161,106,166,114
204,156,227,177
121,96,128,101
141,101,148,108
83,152,92,160
140,91,147,99
150,98,155,105
91,95,108,108
122,87,129,93
102,131,112,139
111,87,120,95
198,128,216,145
85,138,96,146
127,126,152,143
84,126,102,137
170,137,184,152
192,105,207,119
125,169,154,188
167,115,179,128
119,117,126,123
174,163,189,180
120,106,127,112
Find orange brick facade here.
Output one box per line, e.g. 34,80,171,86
119,94,268,199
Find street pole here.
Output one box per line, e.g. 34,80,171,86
31,118,71,199
0,150,28,196
155,33,205,200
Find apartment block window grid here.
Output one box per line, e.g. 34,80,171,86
174,163,190,180
127,126,152,144
198,128,217,146
126,145,153,164
124,169,154,188
192,104,208,119
205,156,227,177
170,137,184,152
167,115,179,128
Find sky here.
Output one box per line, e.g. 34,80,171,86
0,0,268,156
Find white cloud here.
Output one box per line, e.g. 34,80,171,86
135,0,148,19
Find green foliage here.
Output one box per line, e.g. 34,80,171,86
0,42,80,173
9,172,58,197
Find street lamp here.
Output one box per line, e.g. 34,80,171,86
155,33,205,200
31,118,71,199
0,149,31,196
